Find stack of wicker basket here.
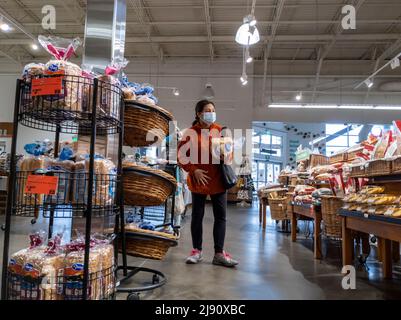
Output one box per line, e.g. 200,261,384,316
122,98,178,260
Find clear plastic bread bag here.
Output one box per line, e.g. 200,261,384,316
38,35,83,111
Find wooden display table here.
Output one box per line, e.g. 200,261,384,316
340,210,401,279
291,202,322,259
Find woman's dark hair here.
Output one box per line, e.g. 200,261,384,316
192,99,215,126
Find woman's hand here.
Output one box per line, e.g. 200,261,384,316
193,169,211,186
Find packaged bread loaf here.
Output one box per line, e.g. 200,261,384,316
97,75,120,119
17,156,53,209
92,236,115,297
21,235,64,300
22,63,45,82
38,35,83,112
8,231,46,276
63,241,102,300
44,159,74,205
71,157,116,206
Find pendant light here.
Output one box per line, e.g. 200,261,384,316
235,14,260,46
203,83,215,99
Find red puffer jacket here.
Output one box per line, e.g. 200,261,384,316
177,122,226,195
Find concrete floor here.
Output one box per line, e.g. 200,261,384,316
1,202,401,300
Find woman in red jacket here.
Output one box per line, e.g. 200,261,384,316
178,100,238,268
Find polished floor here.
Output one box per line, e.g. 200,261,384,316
117,202,401,300
1,202,401,300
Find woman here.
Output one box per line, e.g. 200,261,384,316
178,100,238,268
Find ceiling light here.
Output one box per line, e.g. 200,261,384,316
364,79,374,88
31,43,39,50
391,58,400,70
337,105,374,110
203,83,215,99
0,23,10,32
295,92,302,101
375,105,401,110
269,104,302,109
235,17,260,46
240,72,248,85
245,49,253,63
245,14,257,27
172,88,180,96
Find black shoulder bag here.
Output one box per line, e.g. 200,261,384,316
220,127,238,189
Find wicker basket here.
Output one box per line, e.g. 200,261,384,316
349,163,366,177
392,156,401,174
123,162,177,206
321,196,343,238
278,175,289,186
122,227,178,260
366,159,392,176
285,192,294,215
329,152,347,164
124,101,174,147
347,147,364,162
269,198,288,220
310,154,329,168
289,175,298,186
263,188,288,199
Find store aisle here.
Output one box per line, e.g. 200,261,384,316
120,202,401,300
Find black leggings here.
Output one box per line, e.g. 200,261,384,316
191,192,227,254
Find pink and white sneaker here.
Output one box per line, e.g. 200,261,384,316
212,251,238,267
186,249,203,264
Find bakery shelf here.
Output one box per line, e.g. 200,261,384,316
12,171,119,218
339,209,401,225
18,75,122,135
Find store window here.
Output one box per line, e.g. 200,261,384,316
325,124,363,156
252,127,284,187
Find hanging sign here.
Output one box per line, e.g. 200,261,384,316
25,175,59,195
31,77,63,96
295,149,310,162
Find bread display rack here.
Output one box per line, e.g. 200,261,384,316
1,75,123,300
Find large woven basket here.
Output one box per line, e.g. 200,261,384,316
278,175,289,186
124,101,174,147
122,226,178,260
310,154,329,168
392,156,401,174
347,147,363,162
329,152,346,164
269,198,288,220
123,162,177,206
321,196,343,238
349,163,366,177
366,159,392,176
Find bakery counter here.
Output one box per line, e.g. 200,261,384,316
340,209,401,279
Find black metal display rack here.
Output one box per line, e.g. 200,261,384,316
1,75,123,300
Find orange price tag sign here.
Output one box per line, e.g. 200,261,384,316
24,175,59,195
31,77,63,96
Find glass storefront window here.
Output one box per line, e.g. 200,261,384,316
261,134,271,145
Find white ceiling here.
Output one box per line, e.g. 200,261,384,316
0,0,400,62
0,0,401,105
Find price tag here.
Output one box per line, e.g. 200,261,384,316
363,213,369,218
31,77,63,96
24,175,59,195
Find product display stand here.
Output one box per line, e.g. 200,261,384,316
115,101,178,300
1,76,122,300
